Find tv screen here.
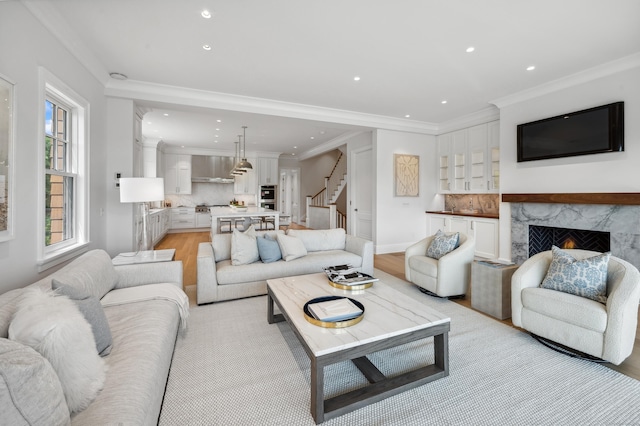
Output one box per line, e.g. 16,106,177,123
517,102,624,162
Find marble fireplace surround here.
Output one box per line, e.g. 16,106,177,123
503,193,640,270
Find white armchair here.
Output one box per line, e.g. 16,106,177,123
405,233,475,298
512,249,640,365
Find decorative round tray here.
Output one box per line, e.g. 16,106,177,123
303,296,364,328
328,280,374,291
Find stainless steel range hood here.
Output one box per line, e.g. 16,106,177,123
191,156,235,183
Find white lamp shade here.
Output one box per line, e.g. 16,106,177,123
120,177,165,203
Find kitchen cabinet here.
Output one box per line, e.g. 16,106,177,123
436,121,499,194
164,154,192,195
257,157,279,185
234,161,256,195
148,208,170,247
426,213,499,259
195,211,212,228
171,207,196,229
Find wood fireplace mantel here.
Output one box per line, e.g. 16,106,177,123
501,193,640,205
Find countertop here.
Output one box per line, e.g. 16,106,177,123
426,210,499,219
209,206,278,216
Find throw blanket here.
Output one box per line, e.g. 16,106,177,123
101,283,190,330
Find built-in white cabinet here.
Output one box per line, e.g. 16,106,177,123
164,154,192,195
234,161,256,194
257,157,279,185
171,207,195,229
148,208,170,247
426,213,499,259
437,121,499,194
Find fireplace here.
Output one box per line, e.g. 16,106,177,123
529,225,610,257
506,197,640,269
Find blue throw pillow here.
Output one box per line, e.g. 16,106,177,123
540,245,610,304
426,230,460,260
257,236,282,263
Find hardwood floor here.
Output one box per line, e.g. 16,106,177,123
155,229,640,381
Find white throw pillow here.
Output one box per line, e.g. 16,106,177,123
231,225,260,265
276,233,308,261
8,288,106,413
0,338,71,426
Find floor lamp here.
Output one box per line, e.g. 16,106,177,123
119,177,165,252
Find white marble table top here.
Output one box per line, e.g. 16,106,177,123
267,273,450,357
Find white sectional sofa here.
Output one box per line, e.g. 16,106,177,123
197,228,374,304
0,249,187,426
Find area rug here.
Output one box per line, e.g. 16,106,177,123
159,270,640,425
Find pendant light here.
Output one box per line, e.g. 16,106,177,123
237,125,253,170
231,135,245,175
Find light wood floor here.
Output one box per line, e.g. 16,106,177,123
155,228,640,381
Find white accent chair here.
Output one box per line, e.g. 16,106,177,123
511,249,640,365
404,233,475,298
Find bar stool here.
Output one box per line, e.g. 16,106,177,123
219,218,232,233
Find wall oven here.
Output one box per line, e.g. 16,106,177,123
259,185,277,210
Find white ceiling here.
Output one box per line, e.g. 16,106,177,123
26,0,640,157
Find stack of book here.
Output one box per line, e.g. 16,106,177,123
323,265,379,286
307,297,363,322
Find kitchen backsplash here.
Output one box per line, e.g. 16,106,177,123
443,194,499,215
164,183,239,207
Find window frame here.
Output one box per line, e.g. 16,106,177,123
38,68,90,271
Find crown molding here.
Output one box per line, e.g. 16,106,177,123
491,52,640,109
436,106,500,134
297,131,367,161
105,79,439,135
22,0,110,85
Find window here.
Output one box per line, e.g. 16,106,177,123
39,68,89,270
45,98,74,246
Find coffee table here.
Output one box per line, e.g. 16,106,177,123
267,273,450,423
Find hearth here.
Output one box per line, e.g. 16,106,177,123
529,225,610,257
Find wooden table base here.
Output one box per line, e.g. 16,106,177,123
268,290,449,424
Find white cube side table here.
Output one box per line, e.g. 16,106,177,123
112,249,176,265
471,260,519,320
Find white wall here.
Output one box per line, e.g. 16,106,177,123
0,3,108,292
498,65,640,261
373,129,438,254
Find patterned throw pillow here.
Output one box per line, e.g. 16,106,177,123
426,230,460,260
540,245,611,303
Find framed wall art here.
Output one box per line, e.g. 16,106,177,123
0,74,14,242
394,154,419,197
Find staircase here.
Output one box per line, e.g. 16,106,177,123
307,152,347,229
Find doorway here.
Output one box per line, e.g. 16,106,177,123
279,168,300,223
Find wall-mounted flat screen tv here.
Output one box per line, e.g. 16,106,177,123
517,102,624,162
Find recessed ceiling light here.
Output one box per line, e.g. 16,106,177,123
319,130,325,135
441,100,448,104
466,47,475,53
405,114,411,118
201,10,212,19
163,113,169,117
215,128,220,131
203,44,212,51
181,145,185,148
310,136,315,140
292,153,296,156
216,119,222,123
109,72,128,80
526,65,536,71
353,76,361,81
293,146,297,149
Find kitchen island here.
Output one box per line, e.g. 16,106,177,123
209,206,279,235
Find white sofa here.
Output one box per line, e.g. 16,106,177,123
512,249,640,365
197,228,374,304
0,249,187,425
